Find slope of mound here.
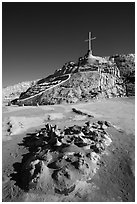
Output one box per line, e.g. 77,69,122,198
14,71,126,106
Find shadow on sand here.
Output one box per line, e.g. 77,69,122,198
10,132,44,191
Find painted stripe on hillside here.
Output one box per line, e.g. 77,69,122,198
20,74,71,102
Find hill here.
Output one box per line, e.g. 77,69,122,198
4,52,135,106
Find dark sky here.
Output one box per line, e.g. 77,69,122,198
2,2,135,87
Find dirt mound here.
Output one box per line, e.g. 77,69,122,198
13,121,112,195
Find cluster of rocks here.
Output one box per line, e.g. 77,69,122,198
21,120,112,195
54,61,78,76
112,54,135,96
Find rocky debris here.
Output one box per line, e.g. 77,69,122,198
54,61,78,76
72,108,94,118
18,120,112,195
112,54,135,96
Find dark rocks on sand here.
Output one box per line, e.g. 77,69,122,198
19,120,112,194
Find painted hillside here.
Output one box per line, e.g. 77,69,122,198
9,52,135,106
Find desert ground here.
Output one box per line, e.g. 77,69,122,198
2,97,135,202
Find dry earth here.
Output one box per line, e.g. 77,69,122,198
2,97,135,202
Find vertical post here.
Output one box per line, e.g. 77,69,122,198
91,32,92,51
99,68,101,89
118,68,120,78
89,32,91,51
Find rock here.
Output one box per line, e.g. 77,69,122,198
54,184,76,195
103,134,112,146
74,137,87,147
72,108,94,118
104,121,112,127
48,159,64,170
89,152,100,163
23,159,43,188
55,138,62,146
85,121,91,127
52,167,76,195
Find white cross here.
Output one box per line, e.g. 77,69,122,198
85,32,96,52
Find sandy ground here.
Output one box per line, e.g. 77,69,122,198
2,97,135,202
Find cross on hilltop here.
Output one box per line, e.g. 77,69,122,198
85,32,96,54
